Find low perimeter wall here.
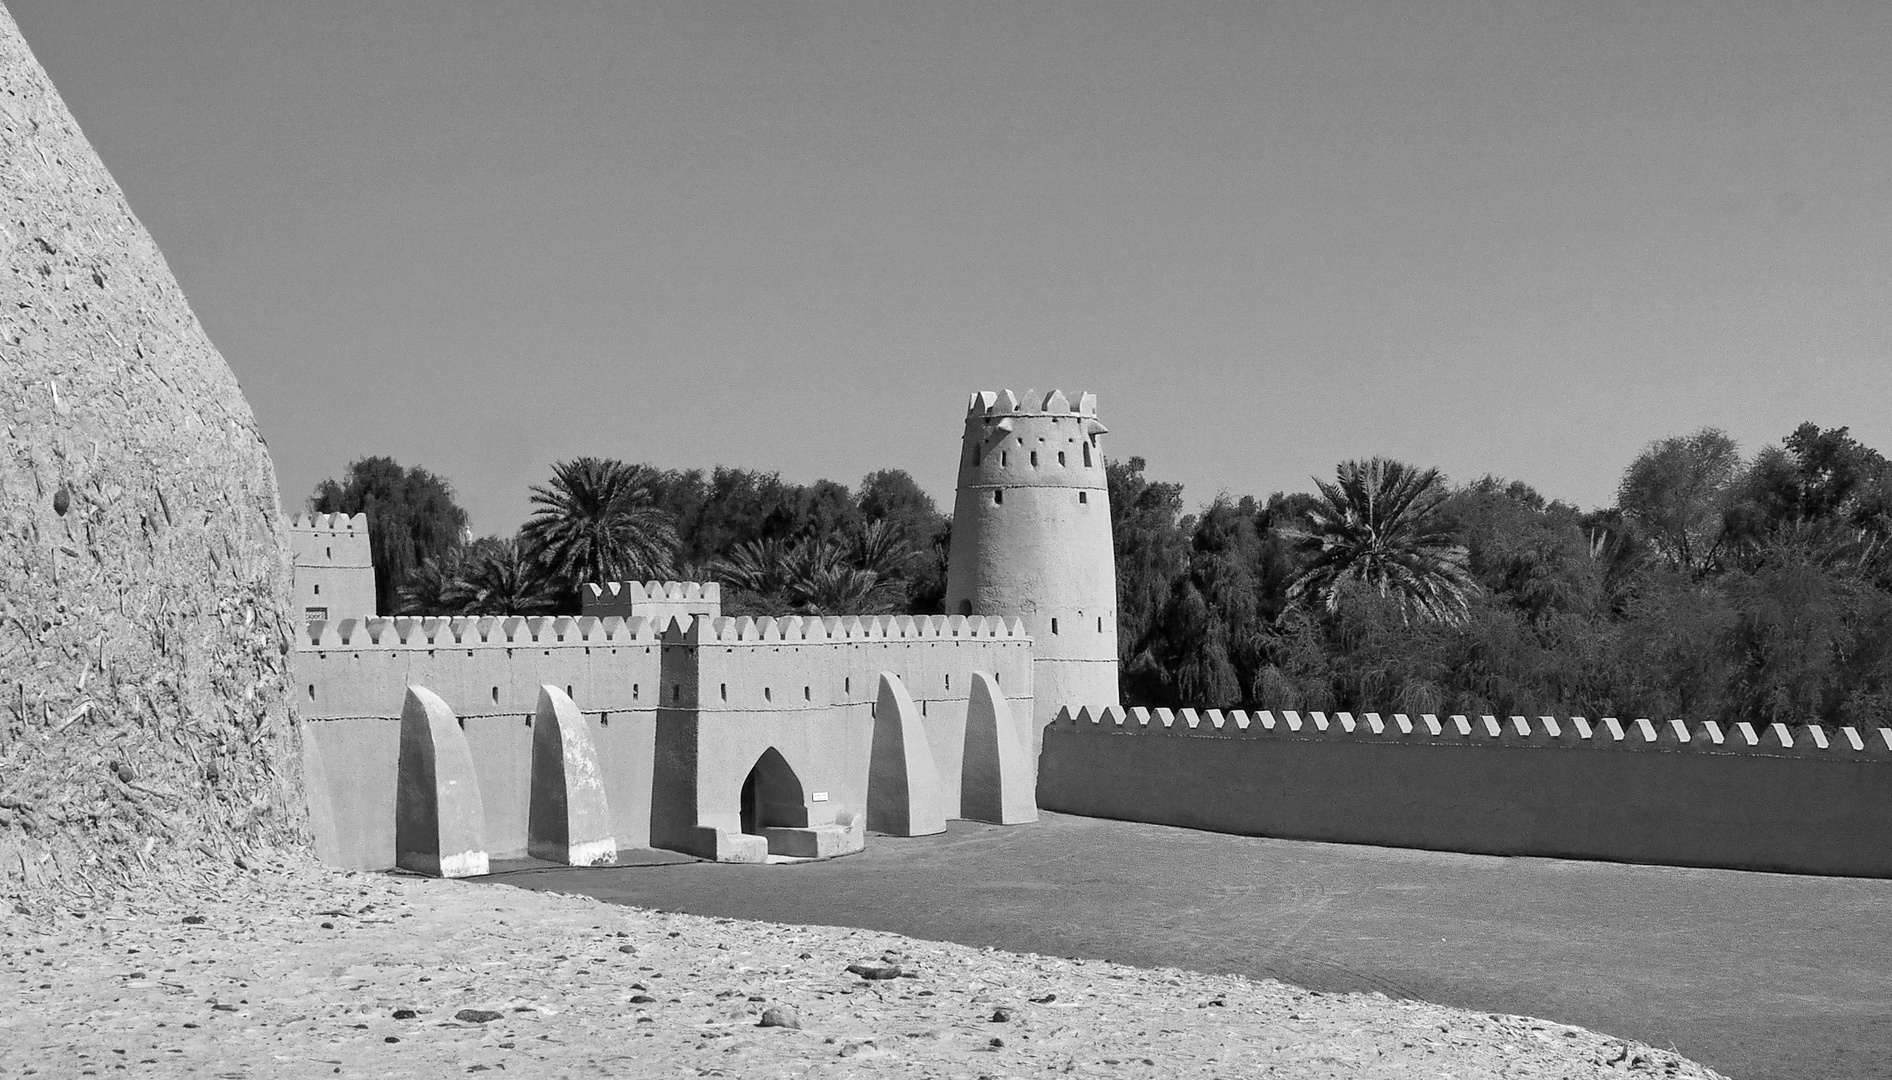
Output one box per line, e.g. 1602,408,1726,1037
1038,707,1892,877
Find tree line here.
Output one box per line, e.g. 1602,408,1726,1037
1111,422,1892,730
309,459,947,619
312,419,1892,728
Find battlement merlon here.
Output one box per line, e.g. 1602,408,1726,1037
583,580,722,605
673,612,1032,645
966,389,1101,420
300,612,665,650
581,580,723,622
1045,706,1892,758
290,512,370,534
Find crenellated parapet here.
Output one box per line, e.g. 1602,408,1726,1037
958,390,1109,479
580,578,722,623
1050,706,1892,757
965,388,1101,419
302,613,665,650
584,580,720,604
676,612,1031,645
290,512,370,534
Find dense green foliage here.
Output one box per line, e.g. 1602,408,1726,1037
1115,423,1892,729
1286,457,1477,625
309,457,469,615
314,459,946,619
521,458,679,610
315,420,1892,726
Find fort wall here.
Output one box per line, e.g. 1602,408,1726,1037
1038,707,1892,877
293,611,1032,869
296,614,664,868
648,614,1034,855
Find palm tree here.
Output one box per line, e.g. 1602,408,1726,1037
441,536,559,615
1286,457,1477,625
396,544,472,614
713,538,794,599
522,458,678,598
785,540,892,614
848,519,916,580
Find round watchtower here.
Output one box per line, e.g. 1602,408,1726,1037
945,389,1120,748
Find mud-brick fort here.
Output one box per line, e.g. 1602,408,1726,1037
293,389,1116,873
295,389,1892,880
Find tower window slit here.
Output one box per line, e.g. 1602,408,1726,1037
1058,451,1065,466
1083,443,1092,467
994,490,1003,505
720,683,727,701
1079,491,1088,504
764,686,772,702
491,686,499,704
1051,617,1059,634
804,686,811,701
1030,451,1038,466
1001,451,1008,467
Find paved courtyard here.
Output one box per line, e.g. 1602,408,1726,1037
483,812,1892,1080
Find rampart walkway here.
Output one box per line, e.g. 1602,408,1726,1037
481,812,1892,1080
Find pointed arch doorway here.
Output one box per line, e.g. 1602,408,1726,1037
740,747,809,835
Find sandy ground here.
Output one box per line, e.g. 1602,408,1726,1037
0,855,1724,1079
498,814,1892,1079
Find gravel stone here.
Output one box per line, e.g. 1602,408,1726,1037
758,1005,800,1029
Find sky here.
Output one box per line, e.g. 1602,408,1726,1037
10,1,1892,534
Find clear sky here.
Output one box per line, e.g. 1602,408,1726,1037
11,1,1892,533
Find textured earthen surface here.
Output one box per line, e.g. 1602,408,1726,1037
0,2,302,895
0,860,1726,1079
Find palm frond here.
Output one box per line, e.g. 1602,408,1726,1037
522,457,679,589
1285,457,1479,624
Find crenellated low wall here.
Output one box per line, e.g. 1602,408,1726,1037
1037,707,1892,877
